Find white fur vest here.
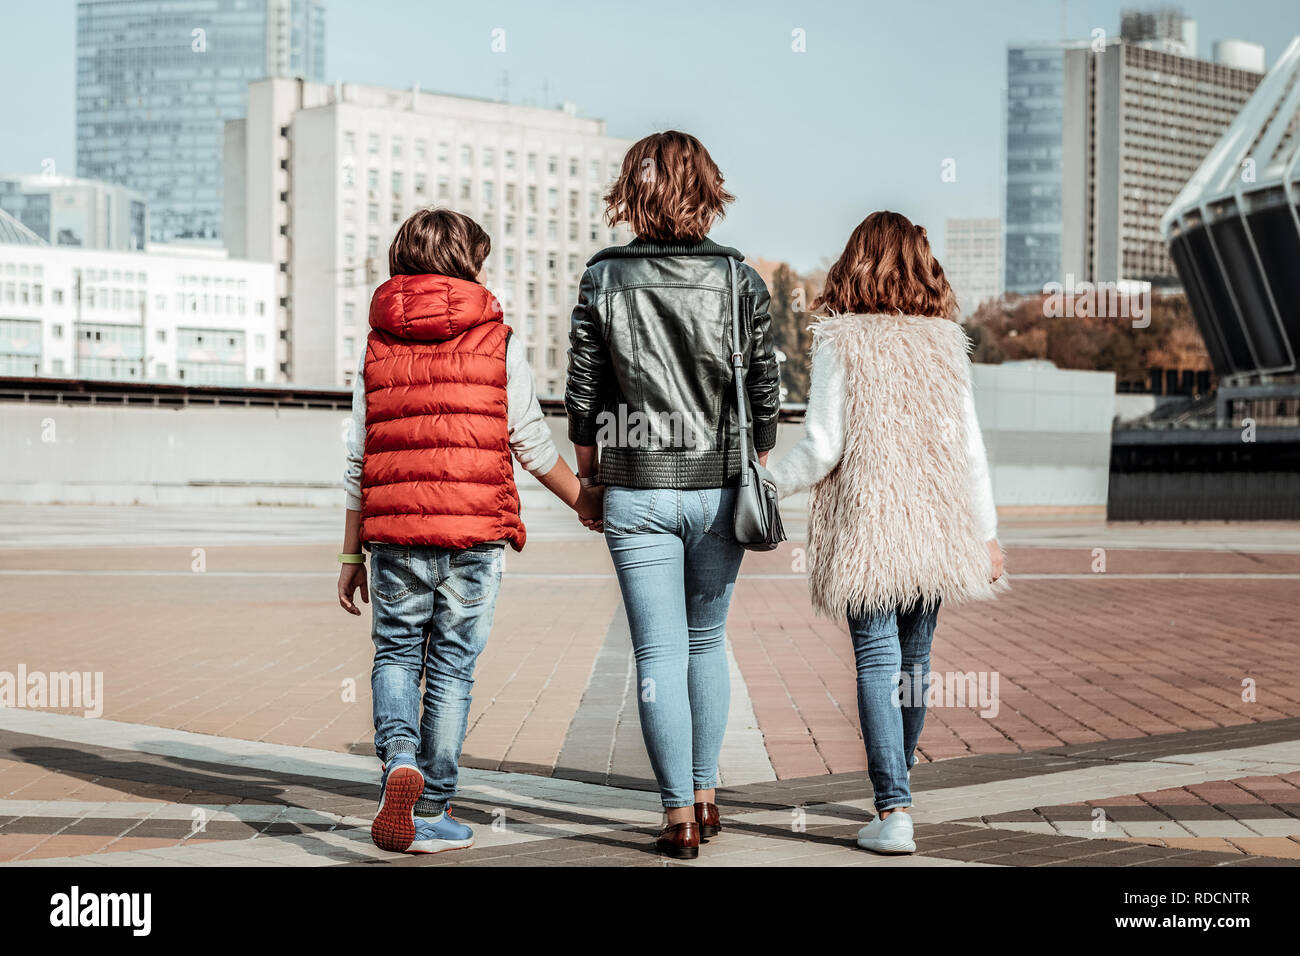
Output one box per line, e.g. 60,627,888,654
806,313,997,618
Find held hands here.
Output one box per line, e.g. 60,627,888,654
338,563,369,615
576,483,604,533
987,539,1005,583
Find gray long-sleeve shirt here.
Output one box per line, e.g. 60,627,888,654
343,333,560,511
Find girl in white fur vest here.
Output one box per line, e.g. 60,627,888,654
770,210,1006,855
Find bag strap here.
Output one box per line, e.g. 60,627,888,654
726,256,755,483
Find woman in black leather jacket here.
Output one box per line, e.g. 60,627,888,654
565,131,780,859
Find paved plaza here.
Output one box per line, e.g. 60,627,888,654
1,499,1298,867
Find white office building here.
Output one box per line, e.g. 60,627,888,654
0,219,276,383
944,218,1003,315
224,78,633,388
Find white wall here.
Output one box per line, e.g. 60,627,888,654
0,364,1116,508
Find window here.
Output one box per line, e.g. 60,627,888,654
505,150,516,170
156,329,166,343
52,323,64,338
367,168,379,190
527,153,538,174
547,155,558,175
483,147,495,168
437,142,450,164
569,158,579,177
391,138,403,159
460,179,472,201
367,133,380,155
460,145,473,165
343,131,356,155
415,139,427,161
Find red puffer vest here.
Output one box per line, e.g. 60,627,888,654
360,273,525,551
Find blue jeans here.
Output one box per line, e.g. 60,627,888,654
369,541,503,816
849,601,940,812
603,485,746,809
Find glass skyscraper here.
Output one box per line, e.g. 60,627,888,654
1003,44,1066,295
76,0,325,242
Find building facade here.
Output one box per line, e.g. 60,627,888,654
1005,13,1265,294
225,78,633,389
1062,38,1262,286
1004,43,1072,295
0,239,276,383
75,0,325,243
944,218,1003,314
0,175,147,251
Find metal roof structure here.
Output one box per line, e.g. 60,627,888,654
0,206,47,246
1162,36,1300,379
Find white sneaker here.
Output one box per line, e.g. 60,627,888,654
857,811,916,854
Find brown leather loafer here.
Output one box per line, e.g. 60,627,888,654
655,821,700,859
694,801,721,839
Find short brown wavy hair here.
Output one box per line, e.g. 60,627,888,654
388,207,490,281
814,211,958,319
603,131,734,241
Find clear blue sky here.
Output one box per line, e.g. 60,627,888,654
1,0,1297,269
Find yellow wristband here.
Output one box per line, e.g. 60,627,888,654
338,552,365,564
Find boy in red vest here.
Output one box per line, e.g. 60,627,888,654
337,208,601,854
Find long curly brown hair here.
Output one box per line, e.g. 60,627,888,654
813,211,958,319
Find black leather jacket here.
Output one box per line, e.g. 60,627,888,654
565,237,781,489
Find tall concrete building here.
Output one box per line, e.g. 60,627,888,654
1061,31,1263,286
944,218,1003,315
75,0,325,244
0,175,147,251
1004,11,1264,293
224,78,633,388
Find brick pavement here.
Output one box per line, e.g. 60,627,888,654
1,504,1298,866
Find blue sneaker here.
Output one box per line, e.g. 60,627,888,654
371,755,423,853
408,807,475,854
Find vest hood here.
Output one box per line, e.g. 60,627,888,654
369,273,502,343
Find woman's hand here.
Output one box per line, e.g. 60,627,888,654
338,564,369,615
576,484,605,532
987,539,1004,582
